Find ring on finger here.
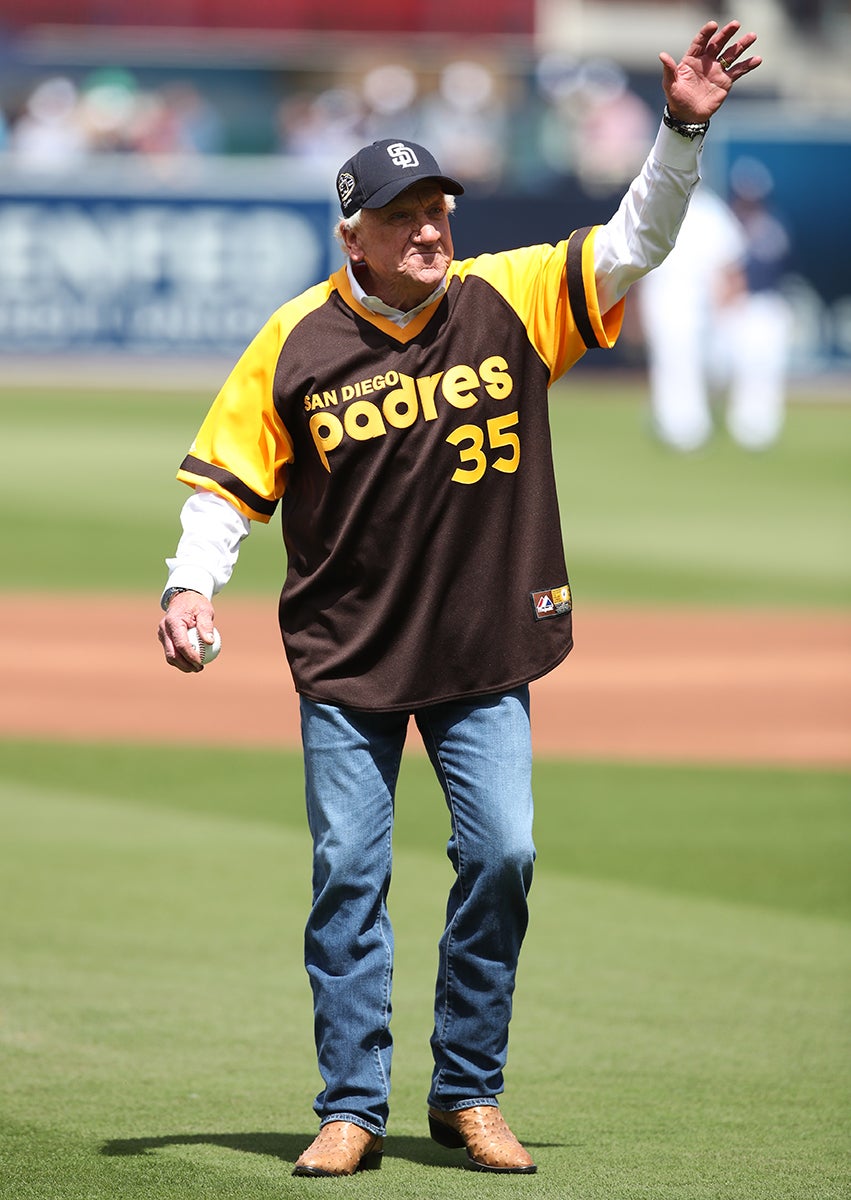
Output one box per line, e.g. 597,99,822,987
717,54,732,69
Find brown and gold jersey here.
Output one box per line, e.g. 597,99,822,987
177,227,624,709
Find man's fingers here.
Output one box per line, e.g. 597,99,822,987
707,19,742,53
157,616,204,672
684,19,719,57
715,31,759,69
157,590,216,671
728,54,763,80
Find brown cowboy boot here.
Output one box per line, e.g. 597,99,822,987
428,1105,537,1173
292,1120,384,1177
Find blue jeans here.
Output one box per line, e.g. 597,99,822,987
299,686,536,1137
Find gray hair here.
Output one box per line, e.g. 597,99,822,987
334,193,457,251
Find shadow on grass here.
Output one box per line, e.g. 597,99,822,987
103,1131,450,1168
101,1131,563,1168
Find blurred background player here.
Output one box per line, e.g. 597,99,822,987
637,162,792,452
722,156,793,449
637,182,747,452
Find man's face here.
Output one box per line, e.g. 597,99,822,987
342,182,454,312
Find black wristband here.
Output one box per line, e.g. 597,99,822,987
663,104,710,140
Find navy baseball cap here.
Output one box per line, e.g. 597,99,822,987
336,139,464,218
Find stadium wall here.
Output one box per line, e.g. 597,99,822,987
0,132,848,374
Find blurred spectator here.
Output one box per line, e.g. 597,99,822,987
7,69,225,161
77,67,139,152
418,60,507,187
534,55,654,193
277,60,509,189
277,87,364,163
571,59,655,193
9,76,87,168
779,0,829,35
534,53,583,181
360,63,420,143
128,81,224,154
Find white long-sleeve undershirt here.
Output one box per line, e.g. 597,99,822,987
161,122,702,605
163,489,251,601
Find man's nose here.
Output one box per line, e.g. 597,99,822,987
414,220,440,241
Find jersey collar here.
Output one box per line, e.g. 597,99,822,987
346,262,447,327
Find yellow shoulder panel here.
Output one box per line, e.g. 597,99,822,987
177,278,335,522
451,231,624,384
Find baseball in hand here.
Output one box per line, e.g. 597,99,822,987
187,627,221,665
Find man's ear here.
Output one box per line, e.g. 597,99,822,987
339,221,363,263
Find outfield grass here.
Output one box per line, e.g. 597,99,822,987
1,380,849,606
1,742,848,1199
550,382,851,606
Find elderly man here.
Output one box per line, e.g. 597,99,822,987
158,20,761,1178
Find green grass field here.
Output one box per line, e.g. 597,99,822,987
1,377,849,1197
1,379,849,605
1,745,848,1199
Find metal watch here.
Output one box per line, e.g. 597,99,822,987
161,586,195,611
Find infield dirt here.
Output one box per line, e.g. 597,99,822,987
3,594,848,767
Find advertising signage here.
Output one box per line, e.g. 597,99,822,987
0,159,336,355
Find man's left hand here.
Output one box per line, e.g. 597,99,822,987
661,19,762,124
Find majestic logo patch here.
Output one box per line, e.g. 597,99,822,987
531,583,572,620
337,171,355,205
387,141,419,169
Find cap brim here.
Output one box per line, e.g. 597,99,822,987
362,173,465,210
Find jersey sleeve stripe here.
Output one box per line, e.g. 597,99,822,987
178,455,278,518
566,226,605,349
